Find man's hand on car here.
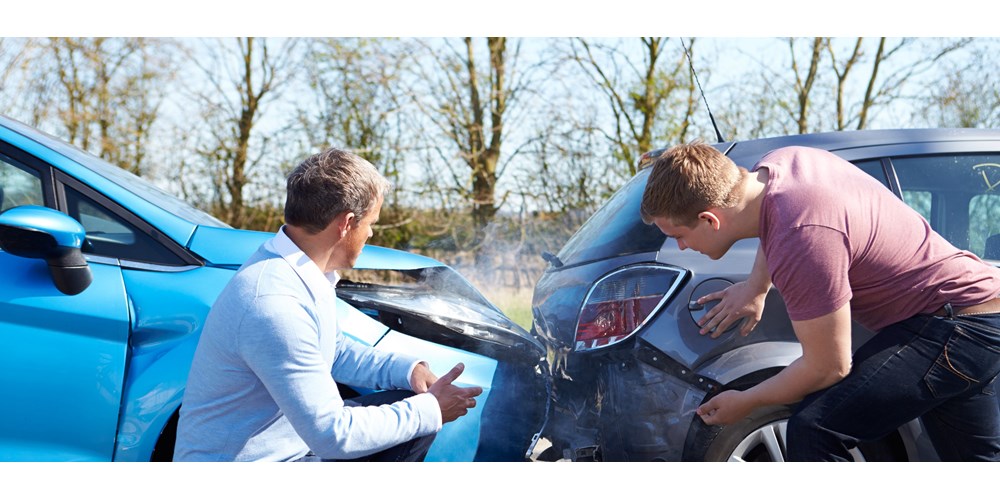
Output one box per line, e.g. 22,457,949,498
427,363,483,423
697,280,767,338
696,389,755,426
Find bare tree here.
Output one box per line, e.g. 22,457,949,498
186,37,299,228
567,37,697,175
411,37,533,240
2,39,56,127
919,40,1000,128
784,37,825,134
761,37,972,134
298,37,417,247
9,38,176,175
521,113,614,215
828,37,971,130
512,103,618,255
0,39,32,116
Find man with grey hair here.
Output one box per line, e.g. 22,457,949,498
174,148,481,461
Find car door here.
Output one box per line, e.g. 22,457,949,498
0,144,130,461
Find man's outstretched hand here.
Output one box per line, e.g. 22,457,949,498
427,363,483,423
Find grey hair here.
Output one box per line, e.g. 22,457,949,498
284,148,391,234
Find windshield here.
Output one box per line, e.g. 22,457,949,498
70,151,228,228
556,169,666,267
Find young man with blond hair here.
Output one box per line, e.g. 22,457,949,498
641,142,1000,461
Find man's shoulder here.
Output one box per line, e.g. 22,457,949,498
224,250,309,301
204,255,316,339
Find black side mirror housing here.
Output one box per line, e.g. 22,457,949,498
0,206,93,295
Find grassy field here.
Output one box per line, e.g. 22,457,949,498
477,285,535,331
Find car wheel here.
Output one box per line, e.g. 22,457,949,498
701,405,900,462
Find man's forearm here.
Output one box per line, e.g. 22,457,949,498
742,355,847,408
746,304,853,407
696,304,854,425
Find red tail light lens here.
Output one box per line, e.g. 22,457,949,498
574,264,685,352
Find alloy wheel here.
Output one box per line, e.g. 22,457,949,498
728,419,865,462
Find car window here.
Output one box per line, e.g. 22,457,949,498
852,159,890,189
969,194,1000,260
63,184,186,265
892,153,1000,260
903,191,932,222
555,169,665,267
0,155,43,212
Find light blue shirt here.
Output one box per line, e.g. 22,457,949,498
174,228,441,461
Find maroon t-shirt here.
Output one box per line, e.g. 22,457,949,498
755,146,1000,331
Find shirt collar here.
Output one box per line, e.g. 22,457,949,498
265,226,340,298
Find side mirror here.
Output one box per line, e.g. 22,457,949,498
0,205,93,295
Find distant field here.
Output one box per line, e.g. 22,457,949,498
450,255,545,332
476,285,535,331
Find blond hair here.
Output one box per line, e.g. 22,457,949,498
640,142,743,227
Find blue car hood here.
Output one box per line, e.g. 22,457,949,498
186,226,271,266
187,225,447,270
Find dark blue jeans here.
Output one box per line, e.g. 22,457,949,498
786,312,1000,461
296,390,436,462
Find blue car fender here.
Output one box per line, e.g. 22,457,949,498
337,298,498,462
113,265,233,461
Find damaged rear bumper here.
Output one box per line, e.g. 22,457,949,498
543,342,711,461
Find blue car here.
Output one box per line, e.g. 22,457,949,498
0,115,548,462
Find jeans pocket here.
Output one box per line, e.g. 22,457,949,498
923,326,1000,399
954,315,1000,349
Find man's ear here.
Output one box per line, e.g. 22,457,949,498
698,210,721,230
331,211,356,237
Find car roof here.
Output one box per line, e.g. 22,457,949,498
727,128,1000,160
0,114,222,247
641,128,1000,169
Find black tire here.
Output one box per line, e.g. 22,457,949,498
151,411,180,462
698,405,902,462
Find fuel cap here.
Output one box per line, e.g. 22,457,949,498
687,278,742,335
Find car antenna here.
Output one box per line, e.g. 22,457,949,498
680,38,725,143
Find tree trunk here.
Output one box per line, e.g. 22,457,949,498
792,37,824,135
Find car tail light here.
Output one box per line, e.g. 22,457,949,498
574,264,686,352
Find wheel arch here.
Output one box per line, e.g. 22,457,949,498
681,366,785,461
683,361,913,461
150,410,180,462
111,332,194,461
694,341,802,386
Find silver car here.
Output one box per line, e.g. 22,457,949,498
530,128,1000,461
